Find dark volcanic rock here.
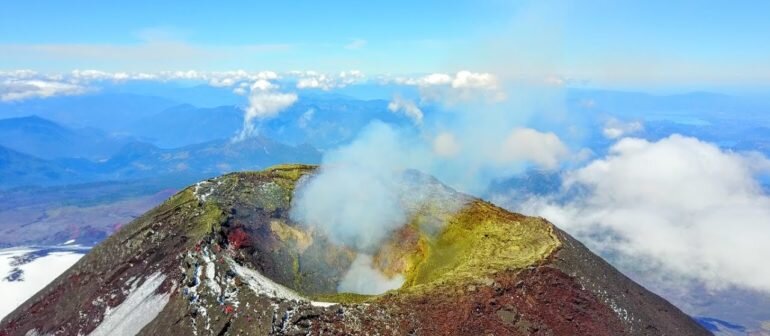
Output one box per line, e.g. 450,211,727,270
0,164,710,336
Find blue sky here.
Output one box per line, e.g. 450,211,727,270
1,0,769,87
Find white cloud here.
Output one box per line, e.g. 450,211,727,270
387,95,423,125
514,135,770,293
0,79,89,102
0,70,40,80
451,70,498,90
296,76,328,90
603,118,644,139
499,128,569,169
232,87,247,95
418,73,453,86
5,69,283,87
292,70,364,90
250,79,277,91
70,69,136,82
234,79,298,141
392,71,505,104
208,77,236,87
208,70,280,87
0,69,362,102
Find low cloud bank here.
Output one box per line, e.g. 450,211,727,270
603,118,643,139
0,79,88,102
505,135,770,293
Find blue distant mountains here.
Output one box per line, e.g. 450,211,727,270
0,91,421,189
2,88,770,190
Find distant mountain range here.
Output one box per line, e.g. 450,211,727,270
0,93,178,132
0,93,419,189
0,135,321,189
0,116,134,160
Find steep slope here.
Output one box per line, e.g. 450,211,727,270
0,165,710,336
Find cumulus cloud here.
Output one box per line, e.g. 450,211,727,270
234,79,297,141
415,73,453,86
387,95,423,125
603,118,644,139
392,70,505,104
451,71,498,90
292,70,364,90
499,128,569,169
512,135,770,293
0,69,365,101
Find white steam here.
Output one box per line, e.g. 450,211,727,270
499,128,569,169
291,78,575,295
234,79,298,141
432,132,461,158
290,122,421,252
388,95,423,125
337,254,404,294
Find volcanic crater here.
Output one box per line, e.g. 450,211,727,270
0,164,710,336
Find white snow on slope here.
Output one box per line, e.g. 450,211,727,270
226,258,335,307
0,247,85,320
88,272,170,336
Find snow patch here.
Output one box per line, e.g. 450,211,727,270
24,329,51,336
0,247,85,320
201,252,221,297
193,181,215,202
88,272,170,336
225,258,334,307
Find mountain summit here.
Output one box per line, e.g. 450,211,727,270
0,165,709,336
